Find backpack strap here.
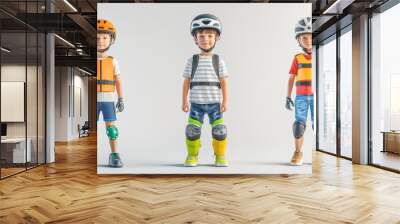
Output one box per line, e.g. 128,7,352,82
212,54,220,78
191,54,200,80
189,54,221,89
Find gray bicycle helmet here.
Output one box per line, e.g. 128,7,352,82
190,13,222,36
295,17,312,39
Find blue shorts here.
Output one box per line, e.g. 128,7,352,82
295,95,314,128
97,102,117,122
189,103,222,125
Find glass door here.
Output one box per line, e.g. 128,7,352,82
317,35,337,155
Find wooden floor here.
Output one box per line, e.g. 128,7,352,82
0,135,400,224
373,151,400,171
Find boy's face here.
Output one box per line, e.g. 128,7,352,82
97,33,112,52
297,33,312,52
194,29,219,51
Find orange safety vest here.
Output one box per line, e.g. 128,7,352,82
97,56,116,92
295,53,313,95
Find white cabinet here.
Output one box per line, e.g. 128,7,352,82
1,138,32,163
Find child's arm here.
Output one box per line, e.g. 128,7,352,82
116,76,123,98
286,74,295,110
182,78,190,112
115,76,124,112
287,74,295,98
220,78,228,112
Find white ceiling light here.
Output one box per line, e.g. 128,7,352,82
323,0,355,14
1,47,11,53
78,67,93,76
54,34,75,48
63,0,78,12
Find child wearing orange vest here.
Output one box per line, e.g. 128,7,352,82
286,17,313,166
97,19,124,168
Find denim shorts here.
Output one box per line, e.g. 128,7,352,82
189,103,222,125
97,102,117,122
295,95,314,128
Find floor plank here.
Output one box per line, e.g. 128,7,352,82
0,135,399,224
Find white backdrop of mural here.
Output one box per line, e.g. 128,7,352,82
97,3,314,174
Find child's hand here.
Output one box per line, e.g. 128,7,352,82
221,102,227,112
182,102,189,112
116,97,124,112
285,97,294,111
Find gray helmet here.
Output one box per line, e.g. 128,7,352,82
190,13,222,36
295,17,312,39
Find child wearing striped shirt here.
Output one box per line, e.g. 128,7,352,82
181,14,229,167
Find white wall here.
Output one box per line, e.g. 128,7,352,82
1,65,25,137
54,67,89,141
1,65,37,138
1,64,46,163
98,3,313,173
72,73,89,138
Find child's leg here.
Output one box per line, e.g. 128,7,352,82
102,102,122,167
105,121,118,153
294,96,308,153
103,102,118,150
208,103,228,166
184,104,205,166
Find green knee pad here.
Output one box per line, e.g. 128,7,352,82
106,125,119,140
186,139,201,156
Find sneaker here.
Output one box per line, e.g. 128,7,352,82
108,152,123,168
184,155,198,167
290,151,303,166
215,155,229,167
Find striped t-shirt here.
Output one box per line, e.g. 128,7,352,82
183,55,228,104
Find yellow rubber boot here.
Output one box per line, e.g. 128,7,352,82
185,139,201,167
212,138,228,167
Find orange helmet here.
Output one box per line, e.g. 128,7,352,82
97,19,116,42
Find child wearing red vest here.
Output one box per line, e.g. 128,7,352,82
286,17,313,166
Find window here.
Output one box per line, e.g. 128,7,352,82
339,28,352,158
0,1,46,179
370,2,400,171
317,36,337,154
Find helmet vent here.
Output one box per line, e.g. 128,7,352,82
202,20,211,25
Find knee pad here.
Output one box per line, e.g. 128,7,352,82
212,124,227,141
106,125,119,140
186,124,201,141
293,121,306,139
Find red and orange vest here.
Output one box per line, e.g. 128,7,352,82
295,53,312,96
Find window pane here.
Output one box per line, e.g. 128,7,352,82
1,31,27,178
371,3,400,171
318,37,337,154
340,29,352,158
27,31,38,169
